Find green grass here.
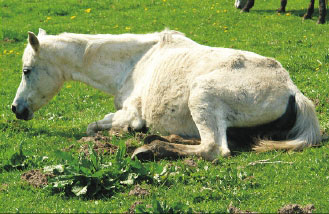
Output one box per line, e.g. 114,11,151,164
1,0,328,213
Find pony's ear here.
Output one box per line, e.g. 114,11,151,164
38,28,47,36
28,32,40,52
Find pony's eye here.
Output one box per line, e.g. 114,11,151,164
23,68,31,75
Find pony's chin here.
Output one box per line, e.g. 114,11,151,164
15,111,34,121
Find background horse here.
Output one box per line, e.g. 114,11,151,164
235,0,327,24
12,29,321,161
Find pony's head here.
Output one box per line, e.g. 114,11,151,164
12,29,64,120
234,0,248,9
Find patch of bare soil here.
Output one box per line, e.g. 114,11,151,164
278,204,315,214
128,201,143,214
0,184,8,192
78,133,117,155
228,202,257,214
78,132,145,155
183,158,198,167
21,169,52,188
128,185,150,197
78,133,112,144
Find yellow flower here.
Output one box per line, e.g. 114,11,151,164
315,67,320,71
113,24,119,28
144,7,148,11
85,8,91,13
162,0,166,2
223,9,227,13
66,84,72,88
286,13,291,16
224,30,228,33
278,13,281,16
3,50,7,54
125,26,131,30
46,17,51,20
216,10,220,13
9,50,14,54
70,16,76,19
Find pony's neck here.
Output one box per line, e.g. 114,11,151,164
50,33,159,95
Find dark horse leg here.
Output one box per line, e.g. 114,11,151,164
303,0,315,19
241,0,254,12
317,0,327,24
304,0,326,24
277,0,288,12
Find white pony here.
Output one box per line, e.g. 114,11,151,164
12,29,321,160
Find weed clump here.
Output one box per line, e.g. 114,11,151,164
45,143,157,198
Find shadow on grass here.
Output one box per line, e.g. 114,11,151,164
240,8,329,22
0,120,86,140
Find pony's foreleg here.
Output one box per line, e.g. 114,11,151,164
303,0,315,20
241,0,255,12
277,0,287,12
317,0,327,24
86,113,115,136
86,105,144,136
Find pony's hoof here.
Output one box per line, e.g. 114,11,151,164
240,9,249,13
317,19,325,24
303,14,312,20
86,122,97,136
276,8,285,13
131,145,155,161
221,149,231,158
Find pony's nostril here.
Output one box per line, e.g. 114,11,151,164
11,105,17,113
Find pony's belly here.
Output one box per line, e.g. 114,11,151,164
142,95,199,138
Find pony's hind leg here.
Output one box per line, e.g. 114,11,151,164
277,0,287,12
188,88,231,159
317,0,327,24
303,0,315,20
132,86,231,161
241,0,255,12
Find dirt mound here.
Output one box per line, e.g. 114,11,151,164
79,133,117,155
78,133,146,155
278,204,315,214
183,158,198,167
21,169,52,188
128,201,143,214
129,185,149,197
78,133,112,144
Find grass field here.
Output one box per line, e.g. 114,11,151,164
1,0,329,213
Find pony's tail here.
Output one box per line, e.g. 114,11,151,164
253,91,321,152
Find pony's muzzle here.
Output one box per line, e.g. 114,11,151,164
11,103,33,120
